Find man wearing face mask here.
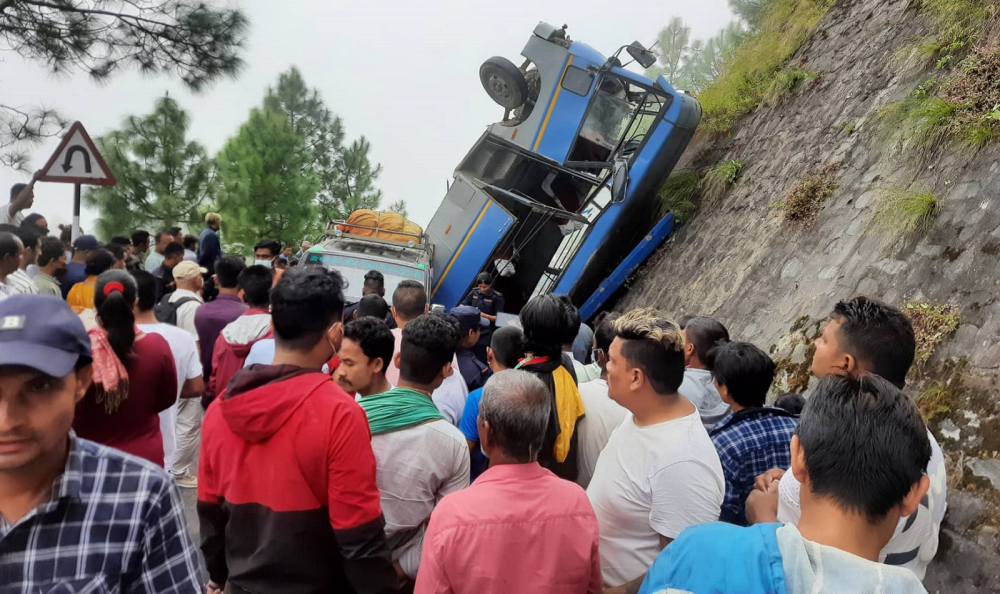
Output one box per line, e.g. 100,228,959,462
253,239,285,287
199,266,396,594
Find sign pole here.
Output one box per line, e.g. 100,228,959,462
72,184,81,242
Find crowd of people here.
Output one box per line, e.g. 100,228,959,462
0,177,948,594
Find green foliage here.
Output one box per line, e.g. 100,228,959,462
646,19,748,93
701,159,743,202
263,67,389,222
778,163,840,224
698,0,829,133
215,108,320,251
915,0,997,62
84,95,214,240
0,0,247,171
877,93,958,151
870,186,939,241
729,0,772,30
763,64,819,106
918,386,954,423
388,200,409,218
839,122,856,133
657,170,702,223
905,301,961,365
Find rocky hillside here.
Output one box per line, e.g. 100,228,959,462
620,0,1000,589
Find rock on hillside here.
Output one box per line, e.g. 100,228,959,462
620,0,1000,589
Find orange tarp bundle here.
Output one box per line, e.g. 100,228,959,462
338,210,424,243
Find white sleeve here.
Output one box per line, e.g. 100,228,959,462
649,461,724,539
176,303,199,342
180,332,203,379
777,467,803,524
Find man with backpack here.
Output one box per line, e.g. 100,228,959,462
155,259,206,487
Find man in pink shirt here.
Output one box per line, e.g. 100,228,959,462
415,369,602,594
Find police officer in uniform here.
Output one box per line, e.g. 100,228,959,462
461,272,505,363
449,305,492,392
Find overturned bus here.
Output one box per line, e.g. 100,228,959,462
426,22,701,318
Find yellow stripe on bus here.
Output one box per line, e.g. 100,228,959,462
432,200,491,297
533,55,574,151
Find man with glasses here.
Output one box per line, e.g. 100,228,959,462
575,312,628,489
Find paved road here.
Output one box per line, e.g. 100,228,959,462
180,485,200,543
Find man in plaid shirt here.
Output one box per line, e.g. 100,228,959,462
0,295,204,592
708,341,798,526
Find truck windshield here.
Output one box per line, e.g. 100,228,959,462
302,252,427,303
570,77,669,165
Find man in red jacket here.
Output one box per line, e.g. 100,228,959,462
198,267,397,594
206,265,272,405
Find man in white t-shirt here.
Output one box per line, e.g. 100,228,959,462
162,261,206,487
132,269,204,485
747,296,947,581
576,313,628,489
2,176,38,226
587,309,724,591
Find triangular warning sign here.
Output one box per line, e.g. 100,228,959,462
39,121,116,186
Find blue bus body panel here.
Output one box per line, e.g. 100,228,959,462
578,214,675,320
430,200,515,310
552,111,680,295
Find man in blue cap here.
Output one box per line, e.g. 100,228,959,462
450,305,492,392
59,234,98,298
0,295,204,591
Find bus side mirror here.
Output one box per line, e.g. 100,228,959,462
627,42,657,69
611,159,629,203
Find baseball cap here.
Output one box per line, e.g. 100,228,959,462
173,260,207,283
0,295,92,376
72,234,99,251
450,305,489,330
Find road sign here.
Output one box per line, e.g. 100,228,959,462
38,121,115,186
37,122,116,241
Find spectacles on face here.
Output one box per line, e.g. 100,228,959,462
591,348,605,363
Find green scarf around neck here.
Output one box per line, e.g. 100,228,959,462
359,387,444,436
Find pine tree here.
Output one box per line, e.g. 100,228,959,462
83,95,214,239
0,0,247,171
215,108,320,252
264,67,393,221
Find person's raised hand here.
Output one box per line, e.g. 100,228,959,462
753,467,786,492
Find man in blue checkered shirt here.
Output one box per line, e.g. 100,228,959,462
708,341,798,526
0,295,204,592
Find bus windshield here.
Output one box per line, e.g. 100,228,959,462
303,252,427,303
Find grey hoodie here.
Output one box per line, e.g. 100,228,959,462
678,368,731,430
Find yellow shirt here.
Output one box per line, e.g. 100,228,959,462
67,276,97,314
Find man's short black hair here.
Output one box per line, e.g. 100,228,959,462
399,313,461,384
37,236,64,266
490,326,524,369
344,317,394,375
131,270,158,312
392,280,427,322
775,393,806,415
10,183,26,200
363,270,385,291
594,312,622,353
830,297,915,388
183,234,198,250
475,272,494,286
0,231,20,259
685,316,730,362
708,341,776,408
109,236,131,248
12,225,39,250
21,213,46,229
163,242,184,259
797,373,931,522
85,249,116,276
166,226,182,237
520,294,574,358
237,265,274,307
357,294,389,319
131,230,150,246
215,255,246,289
106,242,126,264
271,267,345,351
254,239,281,257
614,309,686,395
154,230,169,244
676,315,696,330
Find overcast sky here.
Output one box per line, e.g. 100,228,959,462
2,0,732,235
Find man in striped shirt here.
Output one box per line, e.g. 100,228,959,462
0,295,204,592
